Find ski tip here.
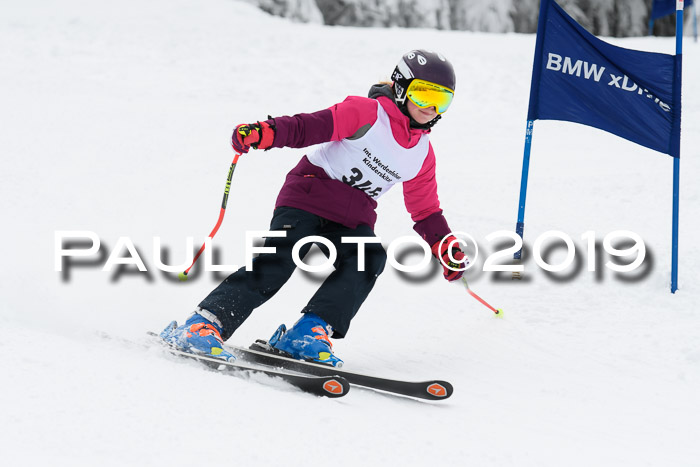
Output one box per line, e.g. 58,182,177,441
425,381,454,400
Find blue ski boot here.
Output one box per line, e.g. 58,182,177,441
269,313,343,367
160,309,236,362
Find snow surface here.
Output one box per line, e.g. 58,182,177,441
1,1,699,466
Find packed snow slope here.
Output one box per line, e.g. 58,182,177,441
1,1,699,466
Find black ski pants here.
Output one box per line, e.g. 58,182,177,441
199,206,387,340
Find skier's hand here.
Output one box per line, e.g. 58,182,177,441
431,235,469,282
231,121,275,153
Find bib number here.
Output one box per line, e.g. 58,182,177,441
342,168,382,198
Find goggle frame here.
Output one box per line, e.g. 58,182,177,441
405,78,455,115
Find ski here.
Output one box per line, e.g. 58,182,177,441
147,332,349,398
227,340,453,401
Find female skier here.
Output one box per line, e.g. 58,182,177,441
161,50,467,367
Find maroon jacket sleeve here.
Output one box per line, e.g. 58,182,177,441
265,109,334,149
413,211,451,247
264,97,379,149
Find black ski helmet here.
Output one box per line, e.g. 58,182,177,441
391,49,456,108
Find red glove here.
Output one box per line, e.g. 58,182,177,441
231,121,275,154
431,235,468,282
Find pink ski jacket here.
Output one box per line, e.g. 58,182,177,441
266,84,452,246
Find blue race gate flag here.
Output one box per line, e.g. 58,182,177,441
528,0,682,157
652,0,693,20
517,0,685,293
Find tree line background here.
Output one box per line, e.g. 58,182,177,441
246,0,695,37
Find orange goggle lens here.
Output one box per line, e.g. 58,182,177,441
406,79,454,114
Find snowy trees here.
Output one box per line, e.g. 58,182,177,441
449,0,516,33
256,0,324,23
251,0,694,37
576,0,649,37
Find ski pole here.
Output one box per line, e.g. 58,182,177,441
178,151,242,281
461,277,503,317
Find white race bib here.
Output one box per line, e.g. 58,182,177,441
307,104,429,199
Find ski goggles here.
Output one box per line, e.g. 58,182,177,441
406,79,454,114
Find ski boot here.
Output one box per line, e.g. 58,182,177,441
269,313,343,367
160,309,236,362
